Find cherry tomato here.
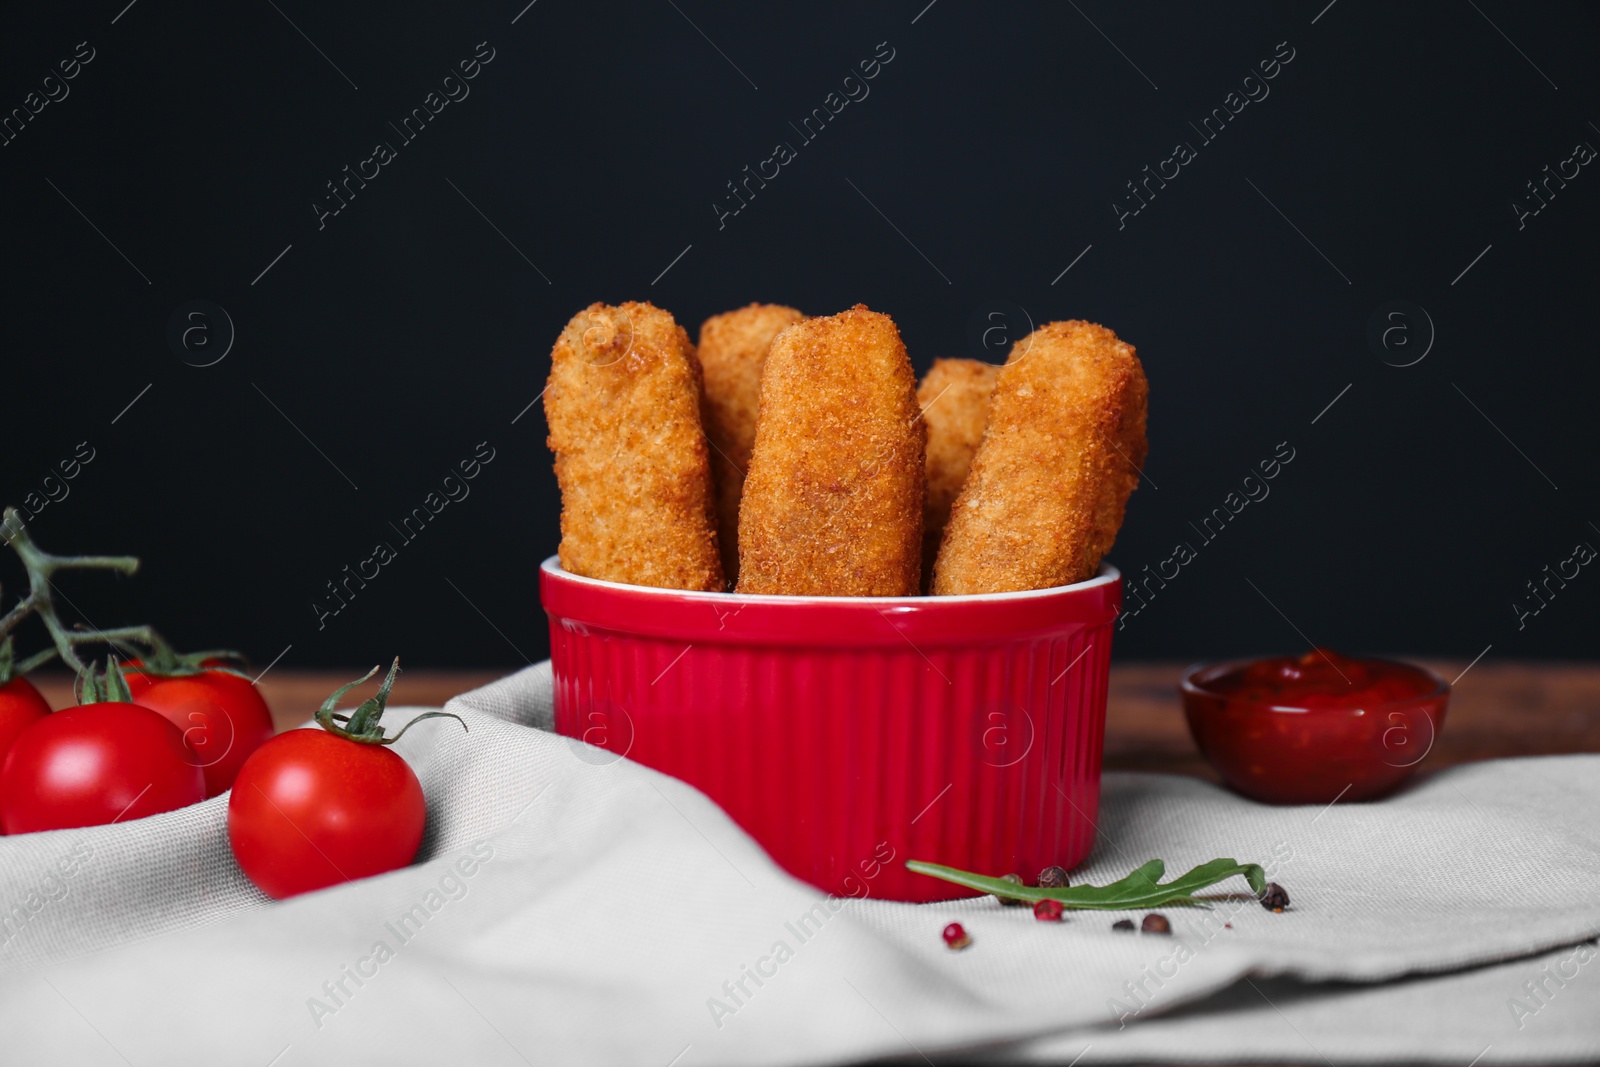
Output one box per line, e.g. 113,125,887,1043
228,728,425,899
0,703,205,834
123,665,274,797
0,677,52,767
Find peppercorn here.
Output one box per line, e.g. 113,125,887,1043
995,873,1029,907
942,922,972,950
1259,882,1290,912
1112,919,1135,932
1033,898,1065,922
1141,913,1172,934
1037,865,1070,889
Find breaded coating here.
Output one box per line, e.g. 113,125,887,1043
544,301,724,591
736,305,925,596
932,321,1147,594
1082,334,1149,583
697,303,805,585
916,358,998,591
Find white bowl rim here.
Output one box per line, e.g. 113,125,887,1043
539,555,1120,605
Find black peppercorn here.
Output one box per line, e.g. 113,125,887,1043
1112,919,1135,932
995,873,1029,906
1037,865,1070,889
1141,913,1172,934
1259,882,1290,912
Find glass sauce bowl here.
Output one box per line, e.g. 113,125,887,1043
1181,649,1449,805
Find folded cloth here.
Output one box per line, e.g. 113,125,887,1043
1007,939,1600,1064
0,663,1596,1066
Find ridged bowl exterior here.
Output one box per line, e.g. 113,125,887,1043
540,557,1121,902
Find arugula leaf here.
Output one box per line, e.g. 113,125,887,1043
905,857,1268,910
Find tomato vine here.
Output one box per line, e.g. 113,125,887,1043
0,505,238,687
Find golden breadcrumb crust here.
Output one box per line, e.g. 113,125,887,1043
932,320,1147,594
736,305,925,596
916,358,998,592
544,301,723,591
697,303,805,586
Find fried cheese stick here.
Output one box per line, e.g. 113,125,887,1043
736,305,924,596
916,358,998,592
697,303,805,586
932,321,1147,594
544,301,724,591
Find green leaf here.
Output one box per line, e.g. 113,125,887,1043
1092,858,1166,896
905,857,1268,911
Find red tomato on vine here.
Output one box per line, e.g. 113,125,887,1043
124,660,275,797
228,659,463,899
0,676,51,767
0,637,52,767
0,662,204,834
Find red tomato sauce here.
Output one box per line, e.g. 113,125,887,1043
1198,649,1441,709
1181,650,1449,805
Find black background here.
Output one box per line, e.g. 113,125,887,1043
1,0,1595,670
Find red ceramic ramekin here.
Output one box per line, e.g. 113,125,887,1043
540,556,1121,902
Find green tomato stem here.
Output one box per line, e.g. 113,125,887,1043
314,658,467,745
0,506,175,682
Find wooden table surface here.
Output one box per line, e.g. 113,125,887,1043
35,660,1600,776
